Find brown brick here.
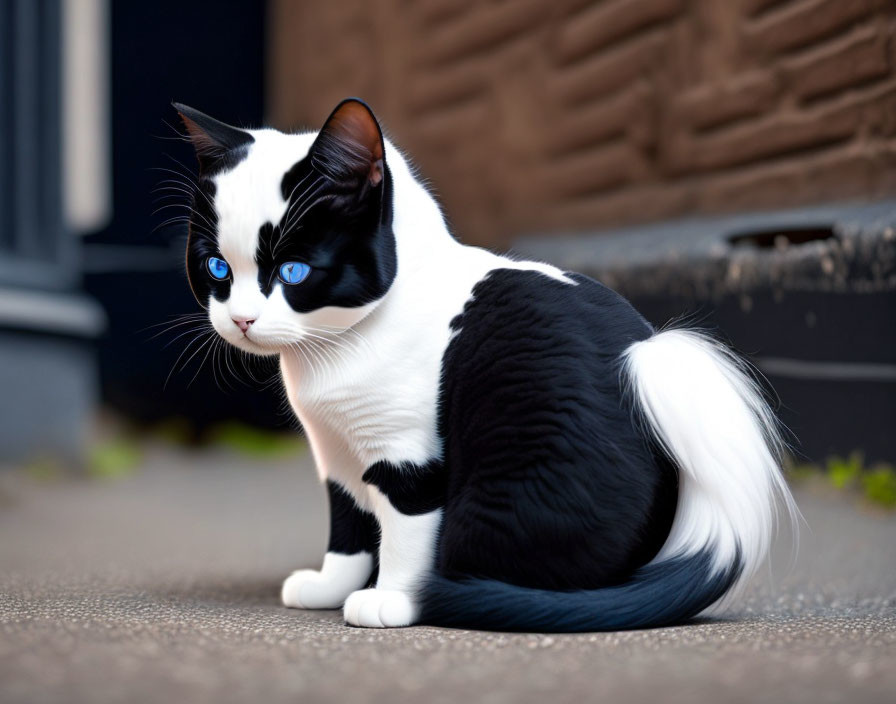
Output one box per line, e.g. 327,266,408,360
545,83,654,155
675,70,779,131
674,112,849,173
696,144,887,213
678,80,896,177
544,183,693,232
413,0,548,67
268,1,383,129
742,0,792,18
540,142,648,198
411,96,492,148
550,31,668,105
784,24,893,102
671,85,896,173
410,0,468,29
863,79,896,137
743,0,888,55
404,60,489,115
552,0,684,65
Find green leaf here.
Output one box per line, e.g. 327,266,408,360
88,439,141,480
827,452,863,489
862,465,896,508
207,422,306,458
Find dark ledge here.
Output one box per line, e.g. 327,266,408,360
512,200,896,301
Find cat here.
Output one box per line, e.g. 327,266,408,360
174,98,796,631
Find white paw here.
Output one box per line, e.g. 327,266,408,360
343,588,418,628
281,569,345,609
282,552,374,610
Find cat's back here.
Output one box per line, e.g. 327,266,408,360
439,263,658,476
444,266,654,367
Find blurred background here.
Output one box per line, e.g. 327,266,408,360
1,0,895,483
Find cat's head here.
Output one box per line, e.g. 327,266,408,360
175,98,396,356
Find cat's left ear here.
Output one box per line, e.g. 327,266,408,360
310,98,385,187
173,102,254,175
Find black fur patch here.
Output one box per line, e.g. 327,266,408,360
184,106,397,314
435,269,678,591
327,480,379,555
250,158,396,312
185,179,233,307
362,460,448,515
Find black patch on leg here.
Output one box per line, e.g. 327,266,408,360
362,460,447,515
327,480,379,555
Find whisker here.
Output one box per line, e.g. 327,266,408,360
153,162,218,213
165,330,214,389
281,178,326,232
141,312,208,334
187,334,220,388
283,194,336,236
282,172,322,222
160,324,212,348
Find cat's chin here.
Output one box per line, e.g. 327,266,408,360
221,332,282,357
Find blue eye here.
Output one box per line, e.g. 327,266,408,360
279,261,311,285
207,256,230,280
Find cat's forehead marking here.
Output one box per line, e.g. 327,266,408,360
213,129,317,269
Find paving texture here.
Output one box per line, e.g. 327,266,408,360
1,445,895,704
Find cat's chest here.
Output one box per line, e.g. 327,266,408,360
280,340,444,493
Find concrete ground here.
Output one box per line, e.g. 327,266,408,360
1,443,894,704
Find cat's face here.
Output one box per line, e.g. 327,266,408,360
177,99,396,356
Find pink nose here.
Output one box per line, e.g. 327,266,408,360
232,318,255,333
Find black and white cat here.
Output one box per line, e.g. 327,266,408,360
174,98,796,631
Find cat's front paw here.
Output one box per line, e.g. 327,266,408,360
282,569,344,609
281,552,374,610
343,588,417,628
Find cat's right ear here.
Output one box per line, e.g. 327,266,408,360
310,98,385,187
173,103,254,175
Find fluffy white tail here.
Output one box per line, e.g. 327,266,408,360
622,329,797,600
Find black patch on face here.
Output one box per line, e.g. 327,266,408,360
185,178,235,308
434,270,679,591
177,105,256,308
184,105,397,315
251,156,396,312
184,156,396,312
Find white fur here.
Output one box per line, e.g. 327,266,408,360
343,588,416,628
622,330,797,598
205,128,570,626
341,489,442,628
281,551,373,609
341,489,442,627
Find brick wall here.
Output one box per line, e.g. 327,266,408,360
269,0,896,248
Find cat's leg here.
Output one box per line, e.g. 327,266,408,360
282,480,378,609
343,463,445,628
